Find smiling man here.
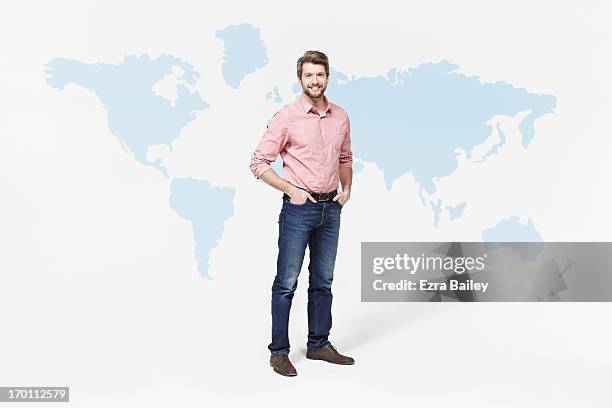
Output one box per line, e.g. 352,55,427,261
250,50,355,377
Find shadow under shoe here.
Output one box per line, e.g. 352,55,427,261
270,354,298,377
306,345,355,365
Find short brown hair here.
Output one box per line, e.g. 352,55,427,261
297,50,329,79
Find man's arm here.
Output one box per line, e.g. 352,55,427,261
334,117,353,205
260,169,316,203
250,108,315,204
249,109,288,180
334,166,352,205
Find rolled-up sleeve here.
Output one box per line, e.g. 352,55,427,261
339,117,353,168
250,108,290,179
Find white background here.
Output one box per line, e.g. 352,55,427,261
1,1,611,406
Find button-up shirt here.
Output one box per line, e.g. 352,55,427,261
250,93,353,193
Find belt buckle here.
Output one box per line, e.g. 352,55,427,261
309,190,336,202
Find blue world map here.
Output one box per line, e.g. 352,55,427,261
44,23,555,278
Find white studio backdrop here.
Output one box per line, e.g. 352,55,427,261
0,1,611,406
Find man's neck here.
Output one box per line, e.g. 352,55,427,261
304,93,326,112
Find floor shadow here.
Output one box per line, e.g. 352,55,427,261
333,302,440,352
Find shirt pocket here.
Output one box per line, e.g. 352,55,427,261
332,128,346,152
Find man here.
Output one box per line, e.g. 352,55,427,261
250,50,355,377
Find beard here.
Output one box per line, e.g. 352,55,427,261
302,83,326,99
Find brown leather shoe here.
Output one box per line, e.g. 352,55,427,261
306,345,355,365
270,354,297,377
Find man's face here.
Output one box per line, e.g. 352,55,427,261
300,62,328,99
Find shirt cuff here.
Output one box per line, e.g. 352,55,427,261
252,163,272,179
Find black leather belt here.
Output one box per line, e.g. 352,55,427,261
283,189,337,202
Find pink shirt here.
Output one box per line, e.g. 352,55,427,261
250,94,353,193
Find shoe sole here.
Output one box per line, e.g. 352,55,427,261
270,363,297,377
272,369,297,377
305,355,355,365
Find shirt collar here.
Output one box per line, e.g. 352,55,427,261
299,93,331,115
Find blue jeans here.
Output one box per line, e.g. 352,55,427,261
268,196,342,355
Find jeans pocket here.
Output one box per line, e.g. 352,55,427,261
284,197,307,207
283,198,308,208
